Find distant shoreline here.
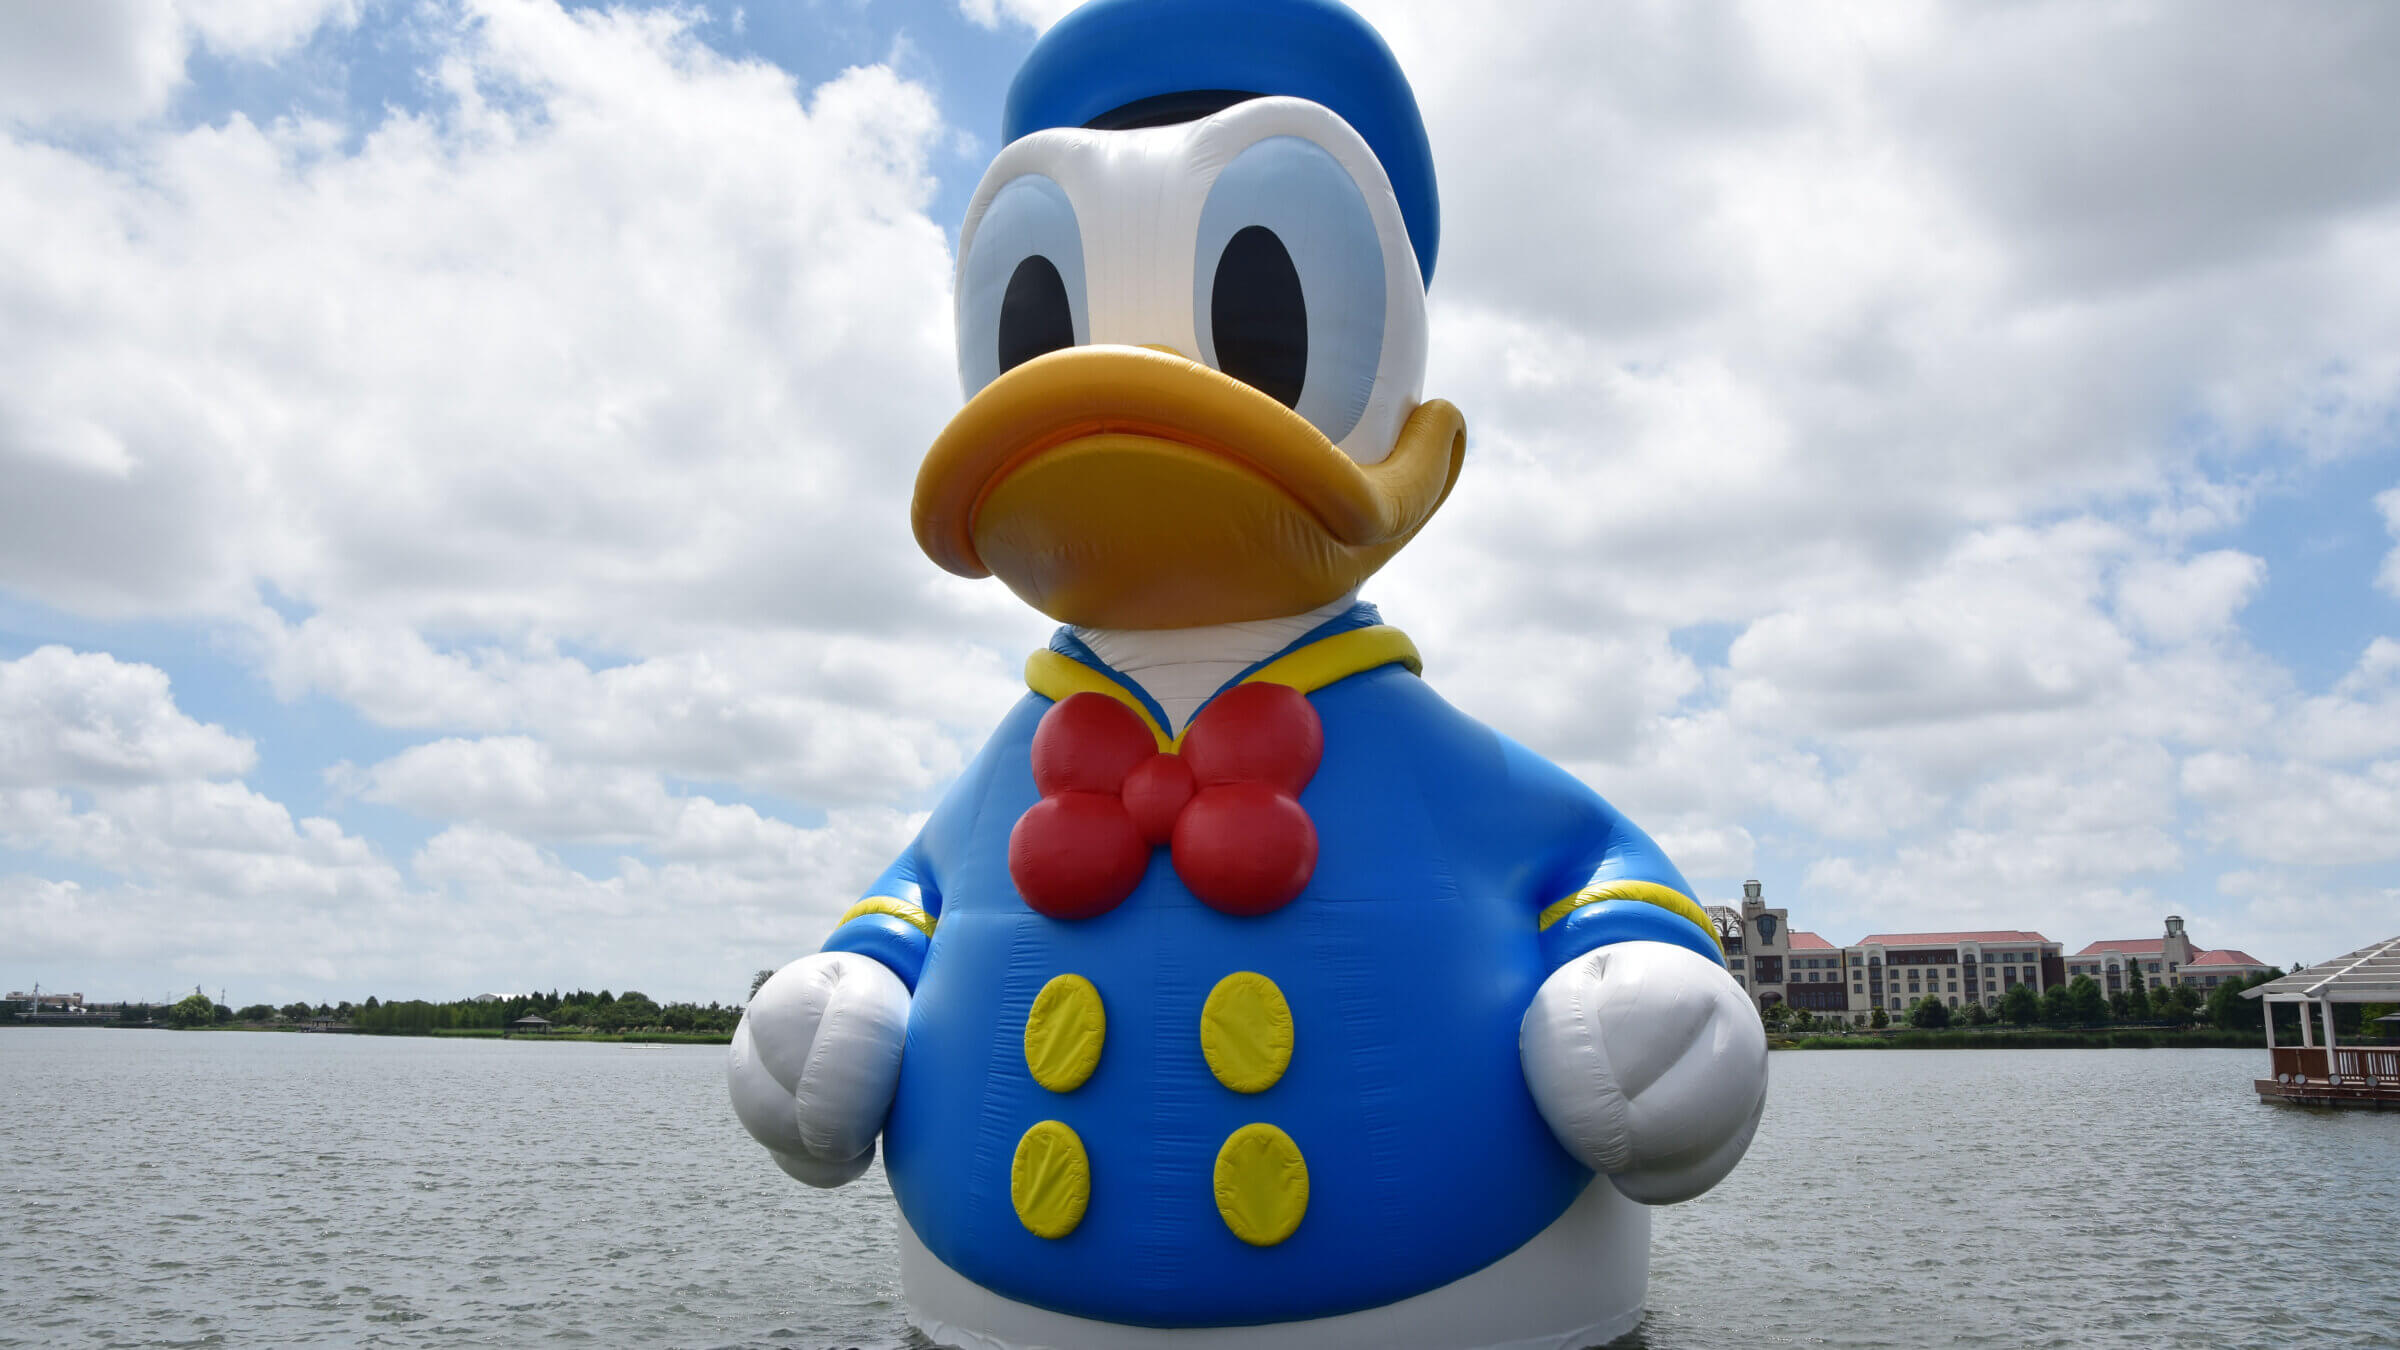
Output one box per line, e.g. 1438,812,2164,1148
3,1021,732,1045
1772,1028,2260,1050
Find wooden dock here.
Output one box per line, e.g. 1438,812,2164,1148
2256,1045,2400,1109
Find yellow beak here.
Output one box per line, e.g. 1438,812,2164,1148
912,345,1465,629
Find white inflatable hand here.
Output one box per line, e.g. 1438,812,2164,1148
1520,939,1768,1205
727,952,910,1189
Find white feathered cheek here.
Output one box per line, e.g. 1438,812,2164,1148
953,99,1430,466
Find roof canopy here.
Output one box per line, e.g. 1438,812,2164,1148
2243,934,2400,1004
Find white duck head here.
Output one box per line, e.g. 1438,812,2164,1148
912,0,1463,629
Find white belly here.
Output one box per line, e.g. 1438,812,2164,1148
901,1176,1652,1350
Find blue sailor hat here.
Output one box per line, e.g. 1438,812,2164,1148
1002,0,1441,285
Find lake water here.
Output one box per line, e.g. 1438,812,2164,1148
4,1032,2395,1348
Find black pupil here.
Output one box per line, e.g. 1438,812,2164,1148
1211,225,1307,409
998,255,1075,375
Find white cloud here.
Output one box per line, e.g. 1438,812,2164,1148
956,0,1080,33
2113,550,2264,647
2377,486,2400,597
258,616,1011,806
2214,869,2400,972
0,0,960,634
0,0,358,125
2288,639,2400,764
0,646,926,1001
0,1,193,124
9,0,2400,997
0,647,254,787
182,0,360,58
2183,753,2400,867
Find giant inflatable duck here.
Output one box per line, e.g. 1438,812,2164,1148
729,2,1769,1346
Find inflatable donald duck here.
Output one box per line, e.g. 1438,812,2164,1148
730,2,1769,1345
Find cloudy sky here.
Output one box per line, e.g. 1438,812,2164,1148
4,0,2396,1008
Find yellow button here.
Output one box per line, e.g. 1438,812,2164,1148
1214,1123,1308,1246
1200,971,1293,1094
1024,973,1105,1093
1010,1120,1091,1239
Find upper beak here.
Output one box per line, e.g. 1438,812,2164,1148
913,346,1463,621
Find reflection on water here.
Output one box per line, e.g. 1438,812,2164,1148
3,1033,2395,1348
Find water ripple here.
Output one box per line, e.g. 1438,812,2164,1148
3,1035,2395,1347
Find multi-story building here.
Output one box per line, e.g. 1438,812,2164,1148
1843,931,2064,1022
1782,932,1848,1015
1707,886,2259,1025
1711,881,1789,1007
2068,916,2271,994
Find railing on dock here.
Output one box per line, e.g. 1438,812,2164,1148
2270,1044,2400,1083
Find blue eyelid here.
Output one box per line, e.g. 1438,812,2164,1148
959,175,1088,398
1193,136,1387,445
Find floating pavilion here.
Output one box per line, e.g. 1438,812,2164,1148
2245,934,2400,1109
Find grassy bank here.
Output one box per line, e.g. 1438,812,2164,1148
421,1027,732,1045
137,1024,733,1045
1775,1028,2256,1050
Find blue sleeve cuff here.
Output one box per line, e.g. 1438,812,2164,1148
821,913,930,991
1540,899,1725,972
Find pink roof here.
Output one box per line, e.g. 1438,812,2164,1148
2077,938,2165,956
1853,930,2054,948
1789,931,1836,951
2191,948,2266,967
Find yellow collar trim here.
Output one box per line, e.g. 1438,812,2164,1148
1025,625,1422,751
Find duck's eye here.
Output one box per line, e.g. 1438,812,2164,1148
999,256,1075,376
1195,136,1387,444
959,175,1087,397
1211,226,1307,410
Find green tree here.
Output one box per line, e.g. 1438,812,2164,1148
2000,983,2039,1026
2123,961,2151,1019
236,1004,276,1023
168,993,215,1028
1908,996,1950,1029
2109,989,2131,1020
280,1002,313,1021
2065,976,2107,1026
1760,1000,1792,1031
751,968,776,1000
1869,1005,1889,1029
2039,984,2073,1025
1960,1000,1990,1027
2155,983,2200,1025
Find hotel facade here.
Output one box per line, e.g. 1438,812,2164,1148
1710,883,2270,1026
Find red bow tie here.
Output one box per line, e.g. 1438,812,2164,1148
1009,682,1322,921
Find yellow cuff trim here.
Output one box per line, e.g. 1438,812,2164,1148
1537,880,1720,954
837,895,936,937
1025,625,1421,752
